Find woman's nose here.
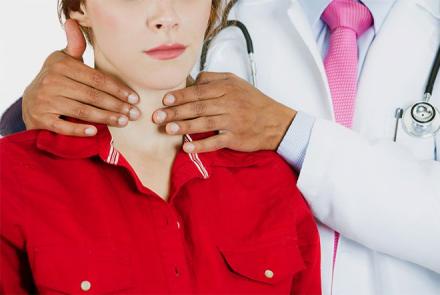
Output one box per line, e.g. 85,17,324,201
148,2,180,32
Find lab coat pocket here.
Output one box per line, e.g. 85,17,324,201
219,237,305,286
32,245,134,294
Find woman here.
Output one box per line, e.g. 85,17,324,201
0,0,320,294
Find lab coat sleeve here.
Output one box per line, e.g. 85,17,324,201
297,118,440,273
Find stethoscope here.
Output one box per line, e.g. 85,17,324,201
201,2,440,141
394,44,440,141
200,19,257,87
200,0,256,87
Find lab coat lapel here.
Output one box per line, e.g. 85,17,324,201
287,0,334,118
355,0,440,137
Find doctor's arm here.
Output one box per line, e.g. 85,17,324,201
0,20,140,137
297,119,440,273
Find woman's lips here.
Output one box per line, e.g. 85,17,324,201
144,44,187,60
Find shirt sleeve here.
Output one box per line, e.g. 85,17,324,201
0,155,34,294
277,112,316,172
289,178,321,295
0,98,26,137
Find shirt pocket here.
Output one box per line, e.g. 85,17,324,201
31,244,134,294
218,237,305,286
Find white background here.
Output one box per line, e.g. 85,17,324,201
0,0,93,117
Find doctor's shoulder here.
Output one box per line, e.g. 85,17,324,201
198,25,252,82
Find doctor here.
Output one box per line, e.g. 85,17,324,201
1,0,439,294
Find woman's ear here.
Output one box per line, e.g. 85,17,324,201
69,4,92,27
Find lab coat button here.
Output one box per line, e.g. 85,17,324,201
80,280,91,292
264,269,274,279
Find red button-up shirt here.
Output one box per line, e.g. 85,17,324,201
0,125,321,294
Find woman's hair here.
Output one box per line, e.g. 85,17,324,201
57,0,230,42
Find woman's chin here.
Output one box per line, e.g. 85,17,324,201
131,74,189,91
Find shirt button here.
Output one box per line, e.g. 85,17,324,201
80,280,92,292
264,269,274,279
177,221,181,229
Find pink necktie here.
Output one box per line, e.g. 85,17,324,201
321,1,373,293
322,0,373,128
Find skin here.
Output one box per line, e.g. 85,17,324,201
22,3,297,155
67,0,211,199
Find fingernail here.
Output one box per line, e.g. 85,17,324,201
85,127,97,136
155,110,167,123
164,94,175,105
118,116,128,126
167,122,180,134
129,108,140,120
128,93,139,104
184,143,195,153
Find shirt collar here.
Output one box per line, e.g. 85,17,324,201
35,122,264,170
36,123,269,198
298,0,397,34
36,121,276,199
36,123,105,160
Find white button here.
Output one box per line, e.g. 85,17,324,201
81,280,91,292
264,269,274,279
177,221,181,229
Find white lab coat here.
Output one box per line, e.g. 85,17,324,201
196,0,440,294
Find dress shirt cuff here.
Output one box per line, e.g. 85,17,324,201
277,111,316,172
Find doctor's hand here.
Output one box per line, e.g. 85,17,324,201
153,72,297,153
22,19,140,137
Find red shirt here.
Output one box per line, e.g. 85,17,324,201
0,125,321,294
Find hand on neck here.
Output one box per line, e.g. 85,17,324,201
92,44,194,160
109,83,186,158
93,60,187,158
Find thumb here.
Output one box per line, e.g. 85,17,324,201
63,19,86,60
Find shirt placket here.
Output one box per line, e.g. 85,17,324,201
97,135,210,293
149,201,194,293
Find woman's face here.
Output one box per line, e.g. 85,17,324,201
73,0,212,90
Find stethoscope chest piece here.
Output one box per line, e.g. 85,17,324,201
402,100,440,138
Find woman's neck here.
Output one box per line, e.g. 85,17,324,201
108,83,185,159
93,54,188,200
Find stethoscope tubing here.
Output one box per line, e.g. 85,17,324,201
425,43,440,98
201,7,440,139
199,20,257,87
